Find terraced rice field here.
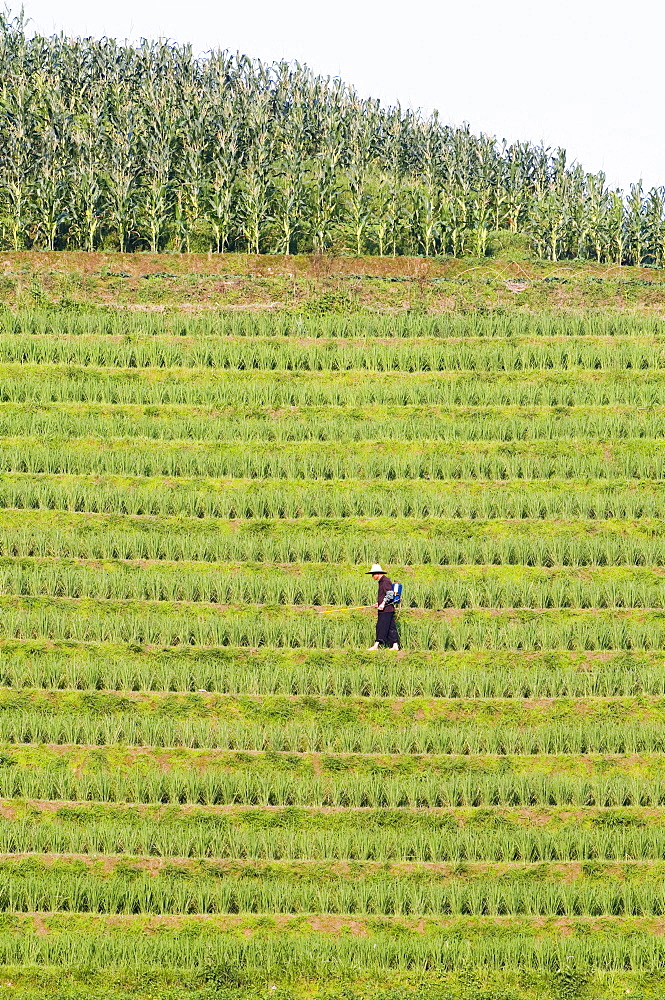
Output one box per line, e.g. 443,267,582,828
5,307,665,998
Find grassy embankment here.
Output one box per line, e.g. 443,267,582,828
2,249,665,313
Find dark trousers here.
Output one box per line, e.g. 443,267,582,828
376,611,399,647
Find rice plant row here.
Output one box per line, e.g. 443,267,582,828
8,853,665,882
8,556,665,608
12,402,665,445
6,709,665,755
8,595,665,648
12,740,665,775
2,308,660,341
3,746,665,808
11,365,665,408
10,402,665,445
5,800,665,862
10,511,665,567
12,435,665,479
8,472,665,521
3,642,664,699
6,333,665,372
8,686,665,727
5,914,665,974
5,867,665,917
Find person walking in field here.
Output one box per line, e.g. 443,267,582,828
366,564,400,651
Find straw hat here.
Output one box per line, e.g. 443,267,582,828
365,564,385,574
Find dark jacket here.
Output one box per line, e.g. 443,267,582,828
377,575,394,611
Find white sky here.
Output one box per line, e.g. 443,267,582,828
10,0,664,193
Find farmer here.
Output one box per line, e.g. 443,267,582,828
365,564,400,651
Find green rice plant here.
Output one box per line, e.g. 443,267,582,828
2,861,665,916
2,308,661,341
1,745,665,807
0,510,659,567
6,557,665,609
3,303,665,987
8,365,665,408
1,913,665,973
9,509,665,568
5,333,665,374
8,401,665,446
7,472,665,520
5,595,665,649
3,643,665,699
8,435,665,479
4,708,665,754
4,800,665,863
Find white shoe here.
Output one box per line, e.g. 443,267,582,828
366,646,379,652
391,644,400,651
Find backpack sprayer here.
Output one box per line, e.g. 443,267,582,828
384,582,403,608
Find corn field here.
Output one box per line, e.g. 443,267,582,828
2,299,665,998
1,12,665,263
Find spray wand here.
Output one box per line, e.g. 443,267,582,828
319,605,374,614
